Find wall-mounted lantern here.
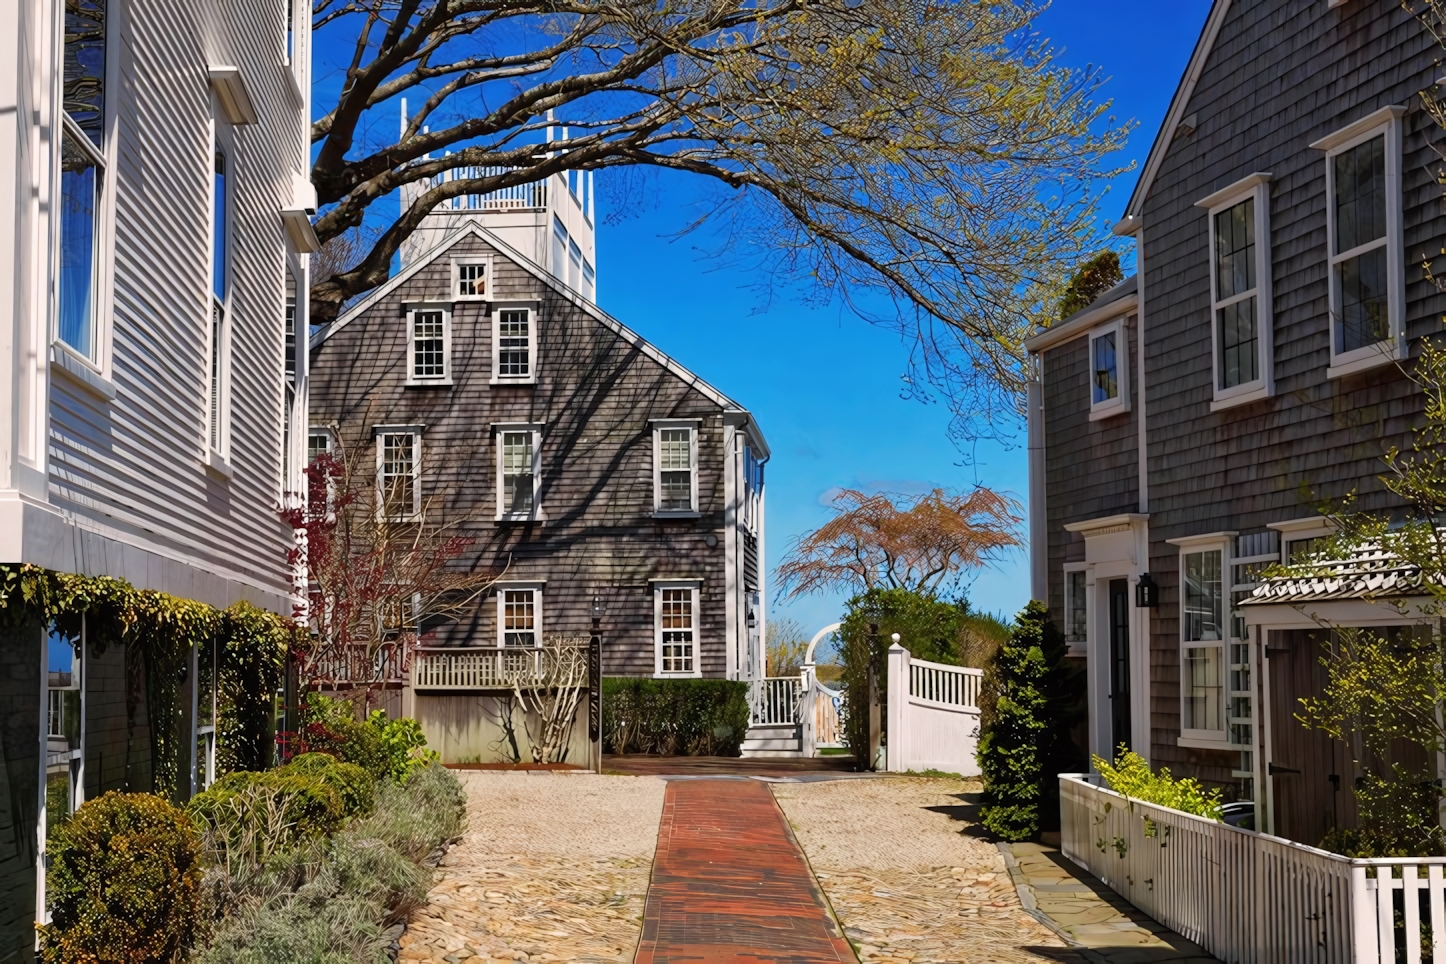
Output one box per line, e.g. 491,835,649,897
1135,572,1159,609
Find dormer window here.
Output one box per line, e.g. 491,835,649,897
1088,317,1130,421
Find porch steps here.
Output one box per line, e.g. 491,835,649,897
740,723,802,758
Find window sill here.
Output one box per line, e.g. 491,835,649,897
654,671,702,680
205,448,233,481
496,513,544,525
490,376,537,386
653,510,701,520
1088,401,1131,422
405,378,454,388
1176,734,1233,751
49,343,117,401
1209,384,1272,412
1327,342,1405,380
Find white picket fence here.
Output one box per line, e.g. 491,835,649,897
1060,772,1446,963
885,642,982,776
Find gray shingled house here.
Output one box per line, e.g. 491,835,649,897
1026,0,1446,845
308,185,769,763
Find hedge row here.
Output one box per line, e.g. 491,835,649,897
601,678,750,756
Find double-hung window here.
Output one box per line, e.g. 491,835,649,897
492,307,536,383
1168,533,1231,743
209,145,230,457
495,424,542,521
654,581,702,677
1063,565,1088,655
1087,316,1130,420
307,428,334,464
496,585,542,647
1312,106,1405,377
375,427,421,520
57,0,109,363
1197,173,1273,407
406,305,450,384
652,421,699,515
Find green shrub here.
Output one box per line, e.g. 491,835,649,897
1319,765,1446,857
299,692,386,773
367,712,439,783
602,678,750,755
280,753,376,817
39,792,204,964
194,763,467,964
1094,748,1224,821
977,601,1084,840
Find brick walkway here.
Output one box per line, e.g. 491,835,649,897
634,778,856,963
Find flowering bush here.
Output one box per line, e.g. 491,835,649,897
1094,748,1224,821
39,792,204,964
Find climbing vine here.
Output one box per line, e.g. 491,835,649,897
0,564,295,800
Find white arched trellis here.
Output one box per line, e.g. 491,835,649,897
802,622,841,669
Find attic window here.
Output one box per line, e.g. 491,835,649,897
452,259,490,300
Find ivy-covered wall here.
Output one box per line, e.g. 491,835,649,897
0,618,41,964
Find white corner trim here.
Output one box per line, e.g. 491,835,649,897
1194,172,1273,209
1309,105,1408,152
208,66,258,125
1165,530,1237,549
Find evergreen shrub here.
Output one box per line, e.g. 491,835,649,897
39,792,204,964
367,711,439,783
977,601,1084,840
298,692,386,773
602,678,750,755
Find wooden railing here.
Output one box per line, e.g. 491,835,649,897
1057,773,1446,964
750,676,802,726
813,679,845,747
310,644,405,686
411,643,586,690
909,657,982,707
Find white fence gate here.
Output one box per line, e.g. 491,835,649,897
884,641,982,776
1060,772,1446,964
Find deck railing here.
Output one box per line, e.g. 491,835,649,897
1058,772,1446,964
427,165,548,211
310,644,405,686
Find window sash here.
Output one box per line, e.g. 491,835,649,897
1333,135,1387,256
1065,570,1087,642
209,303,224,452
380,433,417,518
457,262,487,297
1091,331,1118,403
501,431,535,516
1182,645,1224,732
657,428,694,511
411,310,446,378
658,588,695,674
502,589,537,647
496,309,531,378
1182,550,1223,642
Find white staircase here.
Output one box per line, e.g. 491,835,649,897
740,722,802,758
741,676,804,758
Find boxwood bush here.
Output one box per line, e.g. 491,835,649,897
39,792,204,964
602,678,750,756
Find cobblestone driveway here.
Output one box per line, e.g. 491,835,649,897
400,772,666,963
771,776,1076,964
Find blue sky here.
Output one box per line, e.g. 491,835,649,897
594,2,1214,637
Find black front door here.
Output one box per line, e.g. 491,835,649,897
1109,579,1131,758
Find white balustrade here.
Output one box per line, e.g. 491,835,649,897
427,165,549,211
1058,772,1446,964
750,676,802,726
412,647,550,689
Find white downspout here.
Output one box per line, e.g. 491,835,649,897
1026,359,1046,603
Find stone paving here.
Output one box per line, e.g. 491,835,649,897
399,771,666,963
770,776,1078,963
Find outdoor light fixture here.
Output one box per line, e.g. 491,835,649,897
591,594,606,619
1135,572,1159,609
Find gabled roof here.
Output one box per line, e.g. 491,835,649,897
1113,0,1233,233
1024,275,1137,353
311,220,770,458
1246,544,1431,604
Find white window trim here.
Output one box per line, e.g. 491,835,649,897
374,424,423,521
652,578,703,678
491,303,538,385
493,422,544,522
405,303,452,386
651,419,701,518
1311,105,1407,379
451,256,493,301
1063,562,1090,659
1196,172,1274,410
1166,531,1234,746
307,426,335,461
1087,316,1131,421
494,581,544,648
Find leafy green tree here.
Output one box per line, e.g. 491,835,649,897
1056,250,1124,319
977,601,1082,840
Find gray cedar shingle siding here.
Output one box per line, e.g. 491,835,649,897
1129,0,1442,780
311,233,743,677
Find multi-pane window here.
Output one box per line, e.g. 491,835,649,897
502,589,537,647
379,432,417,519
1065,569,1087,644
496,310,531,379
1213,198,1258,389
308,430,333,464
209,148,229,452
457,262,487,297
410,309,446,380
658,587,696,674
46,628,82,836
1333,136,1389,354
656,427,695,512
1087,318,1129,419
57,0,108,360
1181,548,1224,734
500,431,535,517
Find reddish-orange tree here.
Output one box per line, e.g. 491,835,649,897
777,488,1021,598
